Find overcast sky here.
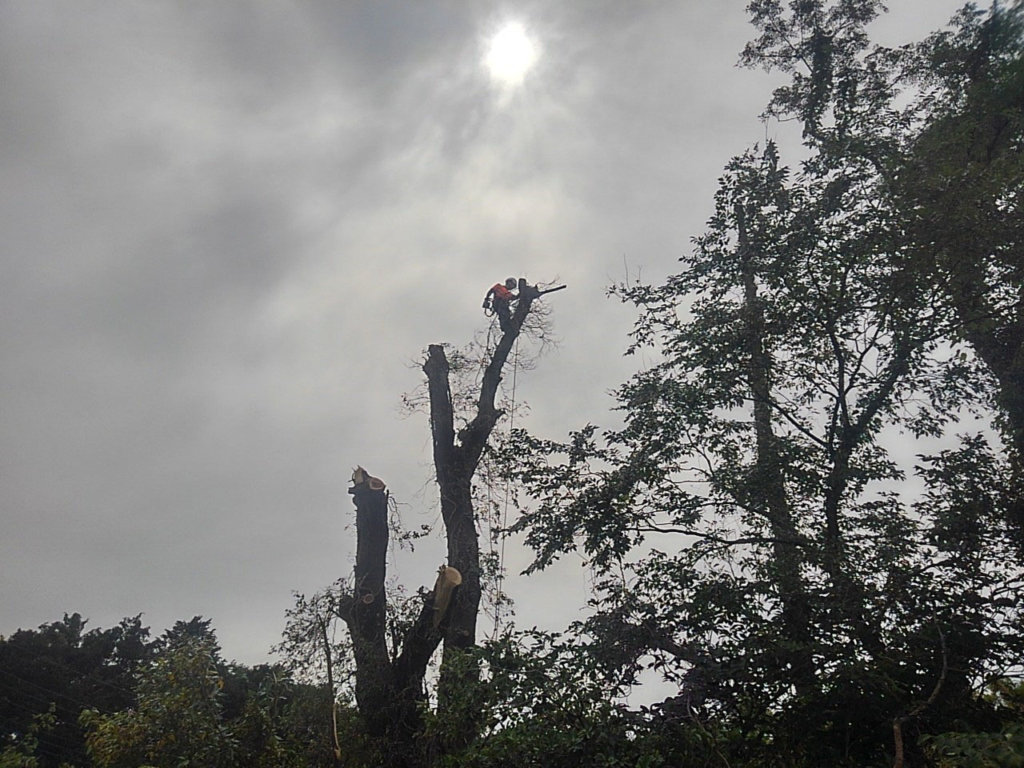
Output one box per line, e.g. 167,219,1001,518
1,1,966,667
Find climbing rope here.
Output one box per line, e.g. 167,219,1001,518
493,334,519,637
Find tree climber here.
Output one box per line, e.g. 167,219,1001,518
482,277,517,332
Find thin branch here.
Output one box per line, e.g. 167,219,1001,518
636,523,808,549
317,614,343,763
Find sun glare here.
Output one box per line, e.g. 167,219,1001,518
484,22,538,87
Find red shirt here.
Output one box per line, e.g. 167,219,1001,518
490,283,514,302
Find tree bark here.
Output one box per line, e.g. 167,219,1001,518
347,478,392,738
736,203,816,690
342,473,451,768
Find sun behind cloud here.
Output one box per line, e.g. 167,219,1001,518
484,21,539,87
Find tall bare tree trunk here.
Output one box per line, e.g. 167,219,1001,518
347,477,391,735
340,285,549,762
423,286,543,720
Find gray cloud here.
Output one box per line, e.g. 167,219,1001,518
1,1,966,664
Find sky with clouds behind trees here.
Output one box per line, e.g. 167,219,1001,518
0,1,965,666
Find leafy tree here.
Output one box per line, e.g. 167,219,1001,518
277,577,408,766
80,619,336,768
491,4,1024,763
224,663,344,768
923,680,1024,767
156,616,220,656
0,706,57,768
504,126,1023,764
742,0,1024,538
82,632,234,768
427,629,727,768
0,613,153,768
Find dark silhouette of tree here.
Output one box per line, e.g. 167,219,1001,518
424,282,549,719
505,125,1024,765
742,0,1024,546
0,613,153,768
278,283,555,767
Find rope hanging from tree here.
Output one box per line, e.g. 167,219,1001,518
492,334,519,637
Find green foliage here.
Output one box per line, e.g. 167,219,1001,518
0,612,345,768
426,631,723,768
925,724,1024,768
0,613,153,768
923,681,1024,767
500,5,1024,765
743,0,1024,470
82,633,234,768
0,706,56,768
225,664,348,768
81,625,341,768
276,580,356,691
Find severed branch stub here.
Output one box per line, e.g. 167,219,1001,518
432,565,463,629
